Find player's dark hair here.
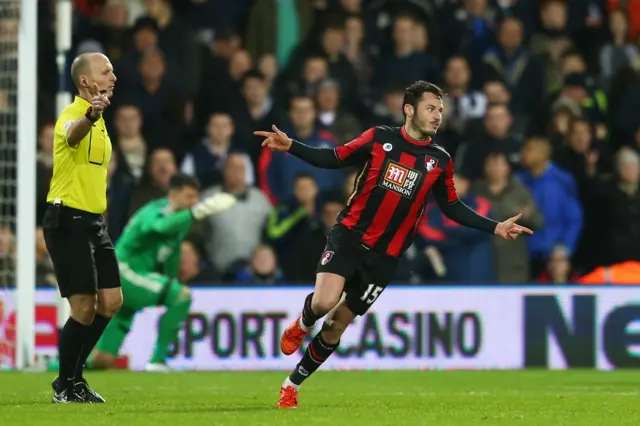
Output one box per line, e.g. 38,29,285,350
402,81,445,117
169,173,200,191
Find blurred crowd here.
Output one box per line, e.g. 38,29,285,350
8,0,640,286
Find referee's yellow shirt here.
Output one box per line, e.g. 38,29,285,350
47,96,112,214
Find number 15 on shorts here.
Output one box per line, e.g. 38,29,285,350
361,284,383,304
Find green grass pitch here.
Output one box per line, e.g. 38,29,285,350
0,370,638,425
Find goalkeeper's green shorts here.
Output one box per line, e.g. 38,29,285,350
95,263,184,356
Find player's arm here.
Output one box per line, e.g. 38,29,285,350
255,126,375,169
142,210,195,235
142,193,238,235
432,160,499,234
433,159,533,240
66,83,110,147
290,128,375,168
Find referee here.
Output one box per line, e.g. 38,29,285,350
43,52,123,404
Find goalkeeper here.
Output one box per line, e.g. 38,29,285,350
90,173,236,371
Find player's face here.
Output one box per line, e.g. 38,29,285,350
90,55,117,98
172,186,199,211
408,93,443,138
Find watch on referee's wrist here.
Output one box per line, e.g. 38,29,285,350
85,106,99,123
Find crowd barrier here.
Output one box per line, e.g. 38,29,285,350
1,286,639,371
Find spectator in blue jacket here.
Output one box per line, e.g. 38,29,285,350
414,174,495,283
258,95,345,204
517,136,583,275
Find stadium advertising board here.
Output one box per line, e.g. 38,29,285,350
1,287,640,370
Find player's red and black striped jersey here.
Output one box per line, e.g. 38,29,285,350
334,126,459,257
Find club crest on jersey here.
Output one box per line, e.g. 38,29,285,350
321,251,334,265
425,156,438,172
379,160,423,198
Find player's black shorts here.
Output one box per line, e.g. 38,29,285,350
317,225,398,316
42,203,121,298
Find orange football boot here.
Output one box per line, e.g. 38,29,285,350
280,315,309,355
278,386,299,408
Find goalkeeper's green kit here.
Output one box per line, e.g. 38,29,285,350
95,198,194,363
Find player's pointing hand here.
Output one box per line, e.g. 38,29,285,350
494,213,534,241
254,124,292,152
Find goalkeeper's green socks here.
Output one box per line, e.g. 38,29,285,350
150,292,192,364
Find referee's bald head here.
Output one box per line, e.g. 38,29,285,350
70,52,109,90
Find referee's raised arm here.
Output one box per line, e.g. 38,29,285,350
42,52,123,404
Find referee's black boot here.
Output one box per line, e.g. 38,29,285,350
75,378,106,403
51,377,83,403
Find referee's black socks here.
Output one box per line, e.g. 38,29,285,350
74,313,111,380
58,317,89,382
289,332,339,386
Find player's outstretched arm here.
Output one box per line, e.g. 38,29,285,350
433,160,533,241
255,125,345,169
438,199,533,241
191,192,237,220
141,193,237,235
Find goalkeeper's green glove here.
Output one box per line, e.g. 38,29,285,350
191,192,237,220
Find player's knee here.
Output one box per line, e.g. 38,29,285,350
98,288,123,317
69,294,97,325
91,351,116,369
311,295,337,316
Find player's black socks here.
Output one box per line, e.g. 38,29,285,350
74,313,111,380
289,332,339,386
301,293,321,328
58,317,89,382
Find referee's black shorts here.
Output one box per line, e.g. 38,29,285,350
42,203,121,298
